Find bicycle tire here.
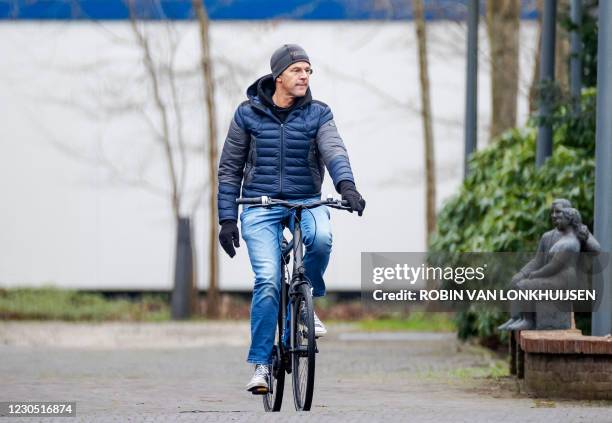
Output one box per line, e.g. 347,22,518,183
291,283,316,411
263,305,286,411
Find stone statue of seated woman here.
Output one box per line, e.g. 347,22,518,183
499,199,600,331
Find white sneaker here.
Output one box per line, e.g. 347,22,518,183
313,311,327,338
246,364,269,394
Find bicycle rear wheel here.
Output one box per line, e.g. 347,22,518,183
291,283,316,411
263,304,285,411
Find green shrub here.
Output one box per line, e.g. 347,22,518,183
429,90,596,344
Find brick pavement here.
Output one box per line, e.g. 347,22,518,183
0,322,610,422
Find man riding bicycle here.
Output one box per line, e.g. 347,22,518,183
216,44,366,393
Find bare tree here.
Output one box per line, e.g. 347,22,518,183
192,0,220,319
34,4,276,318
128,13,180,221
486,0,521,141
413,0,437,242
125,1,201,317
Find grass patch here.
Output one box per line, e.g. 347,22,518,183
449,360,509,380
0,287,170,321
416,358,509,382
533,399,556,408
358,312,456,332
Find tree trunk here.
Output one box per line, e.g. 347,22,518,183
555,0,570,93
193,0,220,319
413,0,437,243
486,0,521,141
529,0,544,113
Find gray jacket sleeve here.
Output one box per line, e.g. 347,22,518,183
315,106,355,191
217,107,250,223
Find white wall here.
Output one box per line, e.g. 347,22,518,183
0,20,537,291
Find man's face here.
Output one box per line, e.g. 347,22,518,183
551,204,564,228
277,61,311,97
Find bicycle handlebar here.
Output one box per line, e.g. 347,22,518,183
236,197,264,205
236,195,351,210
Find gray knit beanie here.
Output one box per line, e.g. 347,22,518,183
270,44,310,80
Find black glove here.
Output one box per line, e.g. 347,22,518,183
338,180,366,216
219,220,240,258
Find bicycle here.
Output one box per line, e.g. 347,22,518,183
236,195,351,411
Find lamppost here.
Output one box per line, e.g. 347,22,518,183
536,0,557,167
592,0,612,336
464,0,479,178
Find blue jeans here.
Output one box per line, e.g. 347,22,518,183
240,198,332,364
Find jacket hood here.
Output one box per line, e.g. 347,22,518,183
246,73,312,111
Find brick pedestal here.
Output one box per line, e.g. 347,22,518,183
517,330,612,399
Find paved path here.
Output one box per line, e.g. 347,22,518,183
0,321,610,422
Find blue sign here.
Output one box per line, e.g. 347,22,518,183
0,0,538,20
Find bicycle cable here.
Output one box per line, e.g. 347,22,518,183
291,204,319,246
276,202,320,271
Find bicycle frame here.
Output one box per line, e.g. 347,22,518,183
276,206,308,379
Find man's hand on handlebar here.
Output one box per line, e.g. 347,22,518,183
338,180,366,216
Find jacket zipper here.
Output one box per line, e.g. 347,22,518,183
279,123,284,195
251,101,297,197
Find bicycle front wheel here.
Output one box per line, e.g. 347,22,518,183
291,283,316,411
263,305,285,411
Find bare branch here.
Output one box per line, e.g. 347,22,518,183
189,181,211,215
24,100,169,197
168,41,188,203
96,141,170,197
127,0,180,220
318,63,461,128
137,108,167,144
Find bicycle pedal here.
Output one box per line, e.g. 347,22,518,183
249,386,269,395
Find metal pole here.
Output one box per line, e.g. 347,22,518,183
536,0,557,167
171,217,193,320
570,0,582,113
464,0,478,178
592,0,612,336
